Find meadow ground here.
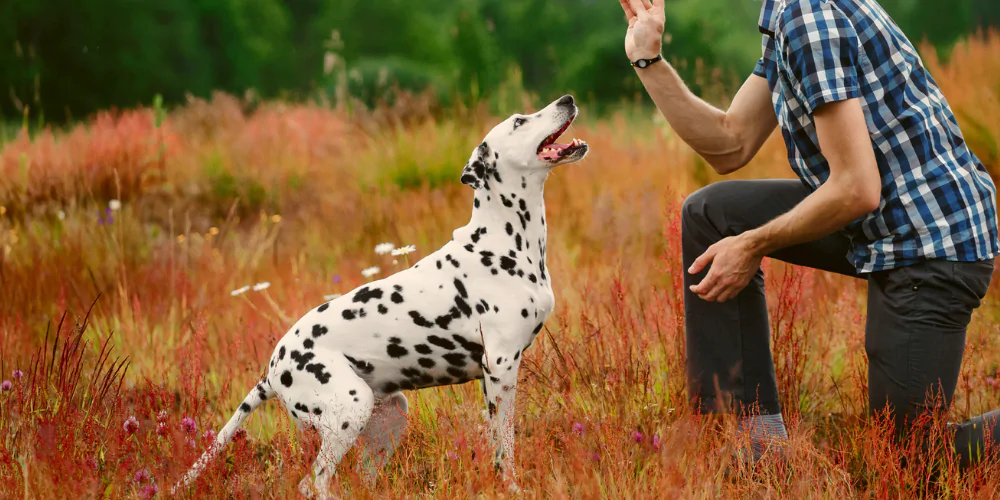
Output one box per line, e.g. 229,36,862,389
2,32,1000,500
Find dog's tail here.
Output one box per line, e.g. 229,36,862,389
171,379,276,495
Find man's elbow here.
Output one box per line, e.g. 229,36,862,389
706,152,750,175
843,178,881,218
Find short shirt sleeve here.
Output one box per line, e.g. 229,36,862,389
777,1,861,113
752,57,767,78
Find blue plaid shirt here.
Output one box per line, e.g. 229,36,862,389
754,0,999,273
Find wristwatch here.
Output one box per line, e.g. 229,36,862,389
630,53,663,69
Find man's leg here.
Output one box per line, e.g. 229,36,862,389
682,179,861,456
865,258,998,468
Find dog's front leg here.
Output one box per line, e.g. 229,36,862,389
481,348,523,493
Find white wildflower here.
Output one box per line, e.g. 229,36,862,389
391,245,416,256
109,199,122,211
361,266,380,278
323,294,343,301
57,210,66,220
230,285,250,296
374,242,395,255
253,282,271,291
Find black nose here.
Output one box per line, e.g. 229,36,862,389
557,95,575,107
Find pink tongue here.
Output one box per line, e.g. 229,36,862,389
537,143,571,160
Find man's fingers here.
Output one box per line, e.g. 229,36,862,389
688,247,717,275
618,0,636,20
640,0,654,9
689,268,719,296
627,0,648,17
651,0,665,10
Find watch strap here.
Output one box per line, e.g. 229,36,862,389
630,53,663,69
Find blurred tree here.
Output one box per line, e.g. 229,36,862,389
0,0,997,123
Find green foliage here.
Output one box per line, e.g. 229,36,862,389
0,0,996,122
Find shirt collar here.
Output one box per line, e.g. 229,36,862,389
759,0,778,37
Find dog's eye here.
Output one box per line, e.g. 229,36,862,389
513,117,527,130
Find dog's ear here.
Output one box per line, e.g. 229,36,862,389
460,141,495,190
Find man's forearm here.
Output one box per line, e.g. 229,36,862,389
635,61,744,167
743,180,871,256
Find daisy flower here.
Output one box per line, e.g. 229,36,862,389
231,285,250,296
252,282,271,291
361,266,380,278
391,245,416,256
323,294,342,301
109,199,122,211
374,242,395,255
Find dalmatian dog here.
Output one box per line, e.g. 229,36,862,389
171,94,588,498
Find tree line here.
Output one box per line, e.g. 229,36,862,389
1,0,997,123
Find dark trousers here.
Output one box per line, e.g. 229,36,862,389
682,179,999,467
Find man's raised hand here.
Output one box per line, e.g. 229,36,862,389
618,0,666,61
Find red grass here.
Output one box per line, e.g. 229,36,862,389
1,31,1000,499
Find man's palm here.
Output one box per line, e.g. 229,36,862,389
621,0,665,60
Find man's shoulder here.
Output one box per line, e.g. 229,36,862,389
773,0,853,37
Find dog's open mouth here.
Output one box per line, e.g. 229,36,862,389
537,116,587,162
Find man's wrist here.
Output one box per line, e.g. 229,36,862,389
740,229,771,257
630,52,663,69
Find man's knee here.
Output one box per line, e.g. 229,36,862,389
681,180,742,234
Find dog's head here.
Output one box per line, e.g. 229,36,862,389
460,95,588,190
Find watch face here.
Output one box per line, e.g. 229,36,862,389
637,60,647,68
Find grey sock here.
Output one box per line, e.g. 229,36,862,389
737,413,788,461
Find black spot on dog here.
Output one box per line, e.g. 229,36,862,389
428,335,456,350
488,401,498,417
304,338,314,349
528,274,537,284
409,311,434,328
312,324,329,337
391,292,404,304
280,371,293,387
353,286,383,304
401,367,420,379
344,355,375,374
500,256,516,271
464,244,475,253
500,194,513,208
521,309,529,318
480,250,494,267
435,313,454,330
452,335,484,356
518,212,526,230
494,305,500,313
518,199,527,211
443,353,467,367
317,303,329,313
493,170,503,184
515,234,523,251
415,344,432,354
279,346,286,360
437,376,454,385
436,260,443,269
446,367,466,378
394,285,403,292
454,279,468,298
514,351,520,360
389,336,401,344
455,296,473,317
521,176,527,188
461,173,478,185
349,389,357,396
387,343,409,358
419,358,436,368
475,303,486,314
240,402,252,412
490,376,501,383
400,380,416,391
446,255,460,268
505,222,513,235
291,350,316,370
491,269,499,275
377,304,389,315
295,403,309,413
342,309,356,320
383,382,400,393
533,322,544,334
342,422,350,430
313,408,322,415
305,363,332,384
474,197,481,209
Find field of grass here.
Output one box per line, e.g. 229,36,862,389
2,32,1000,499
